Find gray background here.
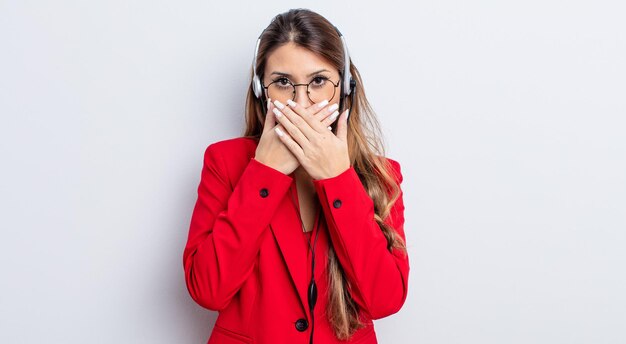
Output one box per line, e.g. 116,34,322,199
1,0,625,343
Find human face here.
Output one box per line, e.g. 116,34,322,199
263,42,341,108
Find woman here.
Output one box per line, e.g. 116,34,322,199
183,8,409,344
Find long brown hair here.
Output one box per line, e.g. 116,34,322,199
242,8,406,340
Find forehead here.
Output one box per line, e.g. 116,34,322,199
264,42,337,77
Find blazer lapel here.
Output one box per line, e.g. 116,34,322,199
269,180,311,315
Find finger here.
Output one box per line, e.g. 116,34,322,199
262,98,274,133
274,125,306,161
287,100,330,121
313,102,339,123
336,108,350,140
321,109,340,128
305,99,329,112
274,100,317,143
285,99,328,134
272,105,310,150
304,99,337,131
308,101,339,133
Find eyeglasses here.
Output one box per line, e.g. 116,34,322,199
263,76,341,104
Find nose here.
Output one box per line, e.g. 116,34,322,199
293,84,313,107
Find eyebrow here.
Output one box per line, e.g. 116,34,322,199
270,69,331,77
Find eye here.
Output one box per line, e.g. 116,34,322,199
275,77,291,86
311,76,328,86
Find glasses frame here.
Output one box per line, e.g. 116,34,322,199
263,76,341,104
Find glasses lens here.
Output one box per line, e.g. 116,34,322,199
308,77,337,104
267,79,294,103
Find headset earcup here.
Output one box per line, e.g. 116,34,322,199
252,75,261,99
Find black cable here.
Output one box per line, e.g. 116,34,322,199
306,212,320,344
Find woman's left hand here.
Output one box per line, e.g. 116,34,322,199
271,99,351,180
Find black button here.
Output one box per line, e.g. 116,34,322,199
333,199,342,208
259,188,269,198
295,318,308,332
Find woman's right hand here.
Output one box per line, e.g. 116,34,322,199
254,99,300,175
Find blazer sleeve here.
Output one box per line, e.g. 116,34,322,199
312,159,409,320
182,144,293,311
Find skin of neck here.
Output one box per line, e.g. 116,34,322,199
294,166,312,181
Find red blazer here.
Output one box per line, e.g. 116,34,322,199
183,137,409,344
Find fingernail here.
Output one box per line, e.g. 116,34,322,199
329,110,339,122
273,100,285,109
274,127,284,137
345,108,350,121
267,98,271,111
317,99,329,108
327,126,332,130
287,99,297,107
328,103,339,113
272,108,283,118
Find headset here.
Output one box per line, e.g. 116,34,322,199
251,25,357,121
